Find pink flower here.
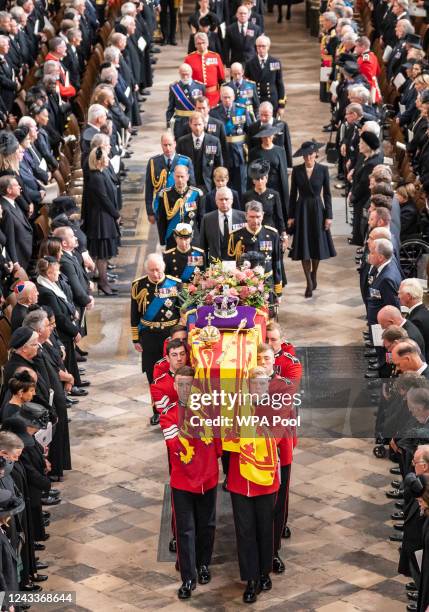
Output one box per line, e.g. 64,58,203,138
248,286,257,294
244,269,255,278
239,286,251,299
234,270,247,282
188,284,197,294
229,287,238,297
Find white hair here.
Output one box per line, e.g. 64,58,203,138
18,116,36,128
145,253,165,270
400,278,424,300
374,238,393,260
121,2,136,15
362,120,381,137
104,45,121,63
259,101,274,113
256,34,271,47
88,104,107,123
194,32,208,44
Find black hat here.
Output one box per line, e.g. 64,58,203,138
401,61,414,70
360,131,380,150
405,33,422,49
343,61,360,76
293,140,324,158
51,213,73,230
0,489,25,519
19,402,49,430
248,159,270,179
49,196,79,218
0,131,19,156
421,90,429,104
254,125,282,138
9,327,35,350
14,126,29,144
337,52,356,67
199,14,217,29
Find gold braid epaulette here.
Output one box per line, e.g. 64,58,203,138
227,235,244,259
131,283,149,314
151,159,168,198
164,191,185,220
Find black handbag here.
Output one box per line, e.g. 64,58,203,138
325,128,339,164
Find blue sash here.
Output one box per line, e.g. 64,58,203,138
182,250,201,281
225,106,247,137
165,189,199,242
153,156,191,216
138,277,178,331
171,82,195,111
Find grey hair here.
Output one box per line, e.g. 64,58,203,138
362,120,381,137
374,238,393,260
104,45,121,63
23,308,48,332
259,101,274,113
322,11,337,25
90,133,110,149
18,116,36,129
245,200,264,214
43,60,59,75
400,278,424,301
145,253,165,270
88,104,107,123
194,31,208,44
398,18,415,35
215,186,233,200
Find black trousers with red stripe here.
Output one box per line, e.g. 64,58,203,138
171,486,217,582
273,464,291,556
230,491,276,581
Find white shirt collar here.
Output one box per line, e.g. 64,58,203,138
376,258,392,275
409,302,423,313
3,196,15,207
417,363,428,375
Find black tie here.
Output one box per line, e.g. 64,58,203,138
222,214,229,256
241,25,245,37
167,158,172,170
260,59,265,70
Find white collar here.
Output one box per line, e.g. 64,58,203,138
409,302,423,313
3,196,15,207
376,259,391,274
417,363,428,375
37,275,68,302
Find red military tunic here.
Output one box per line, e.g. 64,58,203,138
184,50,225,107
357,52,381,104
150,371,178,413
227,445,280,497
160,402,220,493
153,357,170,380
274,345,302,387
269,373,297,467
45,52,76,99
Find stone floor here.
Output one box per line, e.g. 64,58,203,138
39,4,410,611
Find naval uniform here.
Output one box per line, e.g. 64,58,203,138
166,79,206,140
244,55,286,114
227,78,260,121
157,186,203,248
145,153,196,218
228,224,284,297
163,245,205,284
160,401,220,584
130,274,182,383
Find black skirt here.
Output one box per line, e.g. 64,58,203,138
88,238,119,260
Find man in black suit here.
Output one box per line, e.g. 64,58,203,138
0,35,18,112
0,175,33,269
63,27,82,90
246,101,292,166
400,278,429,362
53,226,93,321
224,5,261,67
244,35,286,114
11,281,39,331
199,186,245,264
80,104,108,166
378,305,425,356
181,96,228,164
392,339,429,378
176,111,223,193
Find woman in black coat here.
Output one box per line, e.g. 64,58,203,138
287,141,336,297
82,147,120,295
349,131,384,246
397,183,419,241
248,125,289,225
243,159,286,233
416,476,429,611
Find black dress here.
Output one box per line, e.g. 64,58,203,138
418,516,429,611
248,145,289,223
242,187,285,233
288,163,337,261
82,169,120,260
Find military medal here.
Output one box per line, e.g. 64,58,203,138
165,298,173,307
165,310,173,319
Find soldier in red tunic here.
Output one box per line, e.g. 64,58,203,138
150,339,188,414
355,36,382,104
154,325,189,379
160,366,220,600
266,321,303,387
257,343,297,572
184,32,225,108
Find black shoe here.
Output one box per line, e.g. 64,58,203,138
31,573,48,582
78,367,86,374
150,413,160,426
76,354,87,363
304,285,313,298
42,496,61,506
48,488,60,497
78,380,91,388
391,480,401,488
222,477,228,491
390,466,401,475
389,532,403,541
36,561,49,570
21,583,42,592
407,591,418,601
367,363,380,371
282,525,291,538
323,125,335,132
356,248,364,255
364,349,377,357
272,555,285,573
260,574,272,590
367,379,382,389
34,543,45,551
394,523,404,531
395,501,404,509
169,538,176,553
43,519,50,527
76,347,88,356
70,386,88,397
169,39,178,46
406,582,417,591
198,565,211,585
391,511,404,520
407,603,418,611
178,579,196,599
243,580,261,604
42,511,50,519
386,489,403,499
66,397,79,405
